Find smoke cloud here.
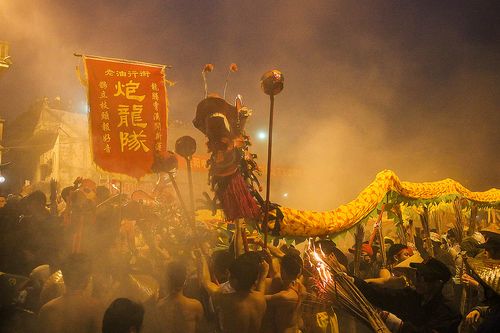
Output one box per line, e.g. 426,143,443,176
1,0,498,210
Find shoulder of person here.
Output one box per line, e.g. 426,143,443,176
186,296,203,307
267,289,296,302
39,295,63,311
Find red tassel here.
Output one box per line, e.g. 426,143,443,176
217,173,261,221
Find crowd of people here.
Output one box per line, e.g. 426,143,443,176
0,181,499,333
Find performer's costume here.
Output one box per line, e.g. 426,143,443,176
193,95,261,221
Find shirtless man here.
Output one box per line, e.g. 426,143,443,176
198,251,268,333
157,261,204,333
261,252,305,333
38,253,102,333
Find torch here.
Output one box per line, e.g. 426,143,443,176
260,70,284,247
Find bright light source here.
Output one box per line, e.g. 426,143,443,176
82,102,89,113
257,131,267,140
283,193,288,198
0,176,5,183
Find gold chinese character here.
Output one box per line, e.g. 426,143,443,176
128,70,138,78
104,144,111,153
102,122,111,131
116,71,127,77
100,100,109,110
98,81,108,89
154,122,161,131
102,134,111,143
155,132,162,140
131,105,147,128
99,91,108,99
155,142,162,151
120,130,150,152
153,112,160,121
151,82,159,91
139,71,151,77
152,92,159,101
114,80,145,102
101,111,110,121
104,69,114,76
117,105,130,127
153,101,159,111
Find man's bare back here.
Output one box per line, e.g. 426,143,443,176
38,292,102,333
268,282,305,333
157,293,203,333
216,290,266,333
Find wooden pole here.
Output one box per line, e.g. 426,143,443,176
262,95,275,248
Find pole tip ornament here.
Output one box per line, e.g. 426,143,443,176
175,136,197,159
260,70,284,96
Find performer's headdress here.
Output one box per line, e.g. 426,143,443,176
194,63,248,150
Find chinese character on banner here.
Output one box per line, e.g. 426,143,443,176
84,56,169,178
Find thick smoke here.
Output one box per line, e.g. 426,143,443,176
1,0,499,210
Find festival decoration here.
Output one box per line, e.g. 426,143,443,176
193,64,261,222
270,169,500,237
306,243,391,332
260,69,284,247
193,67,499,240
83,55,169,179
175,136,197,213
260,70,284,96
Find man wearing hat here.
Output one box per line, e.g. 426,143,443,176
353,257,461,332
478,226,500,260
464,255,500,333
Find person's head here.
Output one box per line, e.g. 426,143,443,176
96,186,111,204
0,274,16,308
460,237,481,258
315,239,348,270
360,244,373,264
228,254,259,292
387,244,411,265
211,250,234,283
102,298,144,333
481,225,500,240
384,237,395,248
24,190,47,214
477,238,500,260
29,264,52,289
349,243,374,264
430,232,443,249
410,258,452,296
61,253,92,291
0,194,6,208
61,186,73,203
280,252,303,281
165,261,186,293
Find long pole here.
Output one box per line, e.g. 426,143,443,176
262,95,275,247
186,156,195,214
167,172,193,226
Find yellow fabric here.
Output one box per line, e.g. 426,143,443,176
278,169,500,237
313,311,339,333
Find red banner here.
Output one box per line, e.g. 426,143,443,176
84,56,168,179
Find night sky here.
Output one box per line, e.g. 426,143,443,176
1,0,499,210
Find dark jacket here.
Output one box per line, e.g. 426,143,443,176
354,277,461,333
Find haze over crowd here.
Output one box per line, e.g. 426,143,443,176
1,0,499,210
